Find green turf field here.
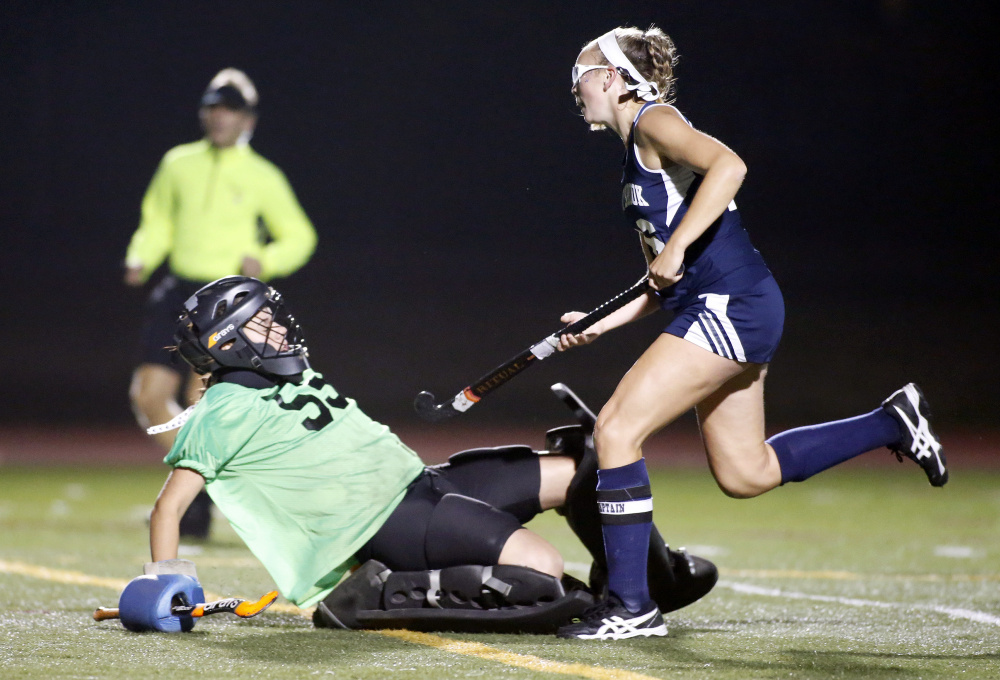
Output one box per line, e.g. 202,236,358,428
2,464,997,679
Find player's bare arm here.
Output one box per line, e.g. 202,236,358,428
556,292,659,351
150,468,206,561
634,109,747,289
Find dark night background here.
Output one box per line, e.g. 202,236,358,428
1,1,995,438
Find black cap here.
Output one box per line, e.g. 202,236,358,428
201,84,255,112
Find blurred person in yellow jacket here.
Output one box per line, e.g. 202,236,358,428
124,68,317,537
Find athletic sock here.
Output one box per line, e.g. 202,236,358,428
768,407,902,484
597,459,653,613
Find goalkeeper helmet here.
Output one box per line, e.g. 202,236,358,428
174,276,309,377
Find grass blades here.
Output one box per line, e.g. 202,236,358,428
1,463,998,679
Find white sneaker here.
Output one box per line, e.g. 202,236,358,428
557,595,666,640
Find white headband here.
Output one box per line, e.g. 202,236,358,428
596,29,660,102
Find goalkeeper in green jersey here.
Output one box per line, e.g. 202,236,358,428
147,277,717,628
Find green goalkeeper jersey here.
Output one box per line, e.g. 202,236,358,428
164,369,425,607
125,140,317,283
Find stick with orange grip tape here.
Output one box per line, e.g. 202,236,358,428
93,590,279,622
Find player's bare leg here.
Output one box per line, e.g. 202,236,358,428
495,457,574,578
560,334,744,639
594,333,744,468
697,363,782,498
538,455,576,510
498,528,564,578
132,364,214,538
129,364,184,450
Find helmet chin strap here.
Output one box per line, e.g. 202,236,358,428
596,29,660,102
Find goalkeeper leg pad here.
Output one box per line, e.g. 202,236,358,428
314,560,593,634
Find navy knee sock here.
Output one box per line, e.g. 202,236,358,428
597,459,653,613
768,407,902,484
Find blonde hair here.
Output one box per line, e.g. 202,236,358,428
584,25,679,104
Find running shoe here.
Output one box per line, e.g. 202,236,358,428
882,383,948,487
556,594,666,640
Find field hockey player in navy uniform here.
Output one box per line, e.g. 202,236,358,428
554,25,948,640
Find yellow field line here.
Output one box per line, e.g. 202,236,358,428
377,629,661,680
0,559,133,592
0,559,661,680
0,558,306,614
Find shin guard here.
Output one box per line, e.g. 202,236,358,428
314,560,593,634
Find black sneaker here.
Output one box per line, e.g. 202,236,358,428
587,544,719,614
882,383,948,487
557,594,666,640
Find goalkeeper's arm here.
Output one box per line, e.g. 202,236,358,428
150,467,206,561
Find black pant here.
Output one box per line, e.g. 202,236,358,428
355,446,542,570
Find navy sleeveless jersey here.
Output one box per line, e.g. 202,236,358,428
622,103,771,310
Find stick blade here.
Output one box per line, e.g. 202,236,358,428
413,391,459,422
233,591,279,618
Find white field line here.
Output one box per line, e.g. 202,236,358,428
564,561,594,575
720,567,1000,583
718,580,1000,626
569,560,1000,627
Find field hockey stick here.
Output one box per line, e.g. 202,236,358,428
93,590,279,621
414,275,651,422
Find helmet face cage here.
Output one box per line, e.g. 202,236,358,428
174,276,309,377
236,291,307,364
